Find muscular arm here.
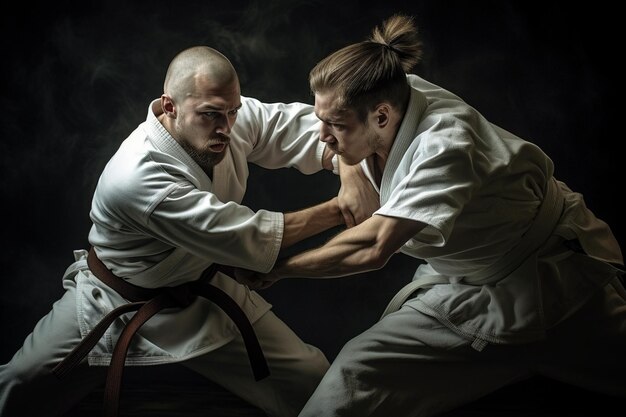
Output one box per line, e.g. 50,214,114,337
277,145,345,248
336,157,380,227
276,214,425,277
270,214,426,280
281,197,343,248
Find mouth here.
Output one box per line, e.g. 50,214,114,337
207,140,229,153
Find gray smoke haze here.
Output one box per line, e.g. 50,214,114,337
1,0,621,362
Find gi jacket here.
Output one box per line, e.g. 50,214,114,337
64,96,325,366
368,74,623,346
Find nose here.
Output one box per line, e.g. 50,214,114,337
319,123,335,143
216,114,234,135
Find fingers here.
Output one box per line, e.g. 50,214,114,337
341,206,356,228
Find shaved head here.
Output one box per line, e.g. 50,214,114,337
158,46,241,175
163,46,238,102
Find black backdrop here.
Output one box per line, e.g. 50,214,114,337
1,0,621,364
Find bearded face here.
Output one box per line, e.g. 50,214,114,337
173,113,230,173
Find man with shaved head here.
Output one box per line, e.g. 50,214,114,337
162,47,242,170
0,46,353,417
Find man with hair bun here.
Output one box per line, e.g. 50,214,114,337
238,14,626,417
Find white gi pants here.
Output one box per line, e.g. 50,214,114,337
0,280,329,417
299,277,626,417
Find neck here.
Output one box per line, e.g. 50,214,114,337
375,113,403,173
374,149,389,173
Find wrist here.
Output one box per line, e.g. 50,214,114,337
328,197,344,226
271,259,287,280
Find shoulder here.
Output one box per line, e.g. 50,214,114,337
96,132,186,212
407,76,486,137
239,95,312,117
233,95,315,137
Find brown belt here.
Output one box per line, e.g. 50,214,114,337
53,247,269,417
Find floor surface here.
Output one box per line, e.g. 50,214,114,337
62,365,623,417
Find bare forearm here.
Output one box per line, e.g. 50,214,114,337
275,215,428,280
281,197,343,248
337,156,380,227
275,234,379,278
275,216,391,278
235,215,427,289
235,227,381,289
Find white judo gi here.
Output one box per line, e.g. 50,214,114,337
1,97,330,417
299,75,626,417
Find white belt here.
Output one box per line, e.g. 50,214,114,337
380,177,564,319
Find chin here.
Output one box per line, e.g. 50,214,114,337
341,155,361,166
206,151,226,166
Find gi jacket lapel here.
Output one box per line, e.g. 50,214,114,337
210,146,241,202
379,88,428,206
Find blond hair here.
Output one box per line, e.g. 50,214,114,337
309,14,422,120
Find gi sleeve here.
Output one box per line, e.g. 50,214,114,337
233,96,325,174
145,182,283,272
375,114,480,247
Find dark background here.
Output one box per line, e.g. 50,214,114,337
1,0,621,366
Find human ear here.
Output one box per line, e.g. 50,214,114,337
375,104,390,128
160,95,177,118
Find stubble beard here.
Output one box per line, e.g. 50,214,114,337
342,129,383,166
178,138,226,175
